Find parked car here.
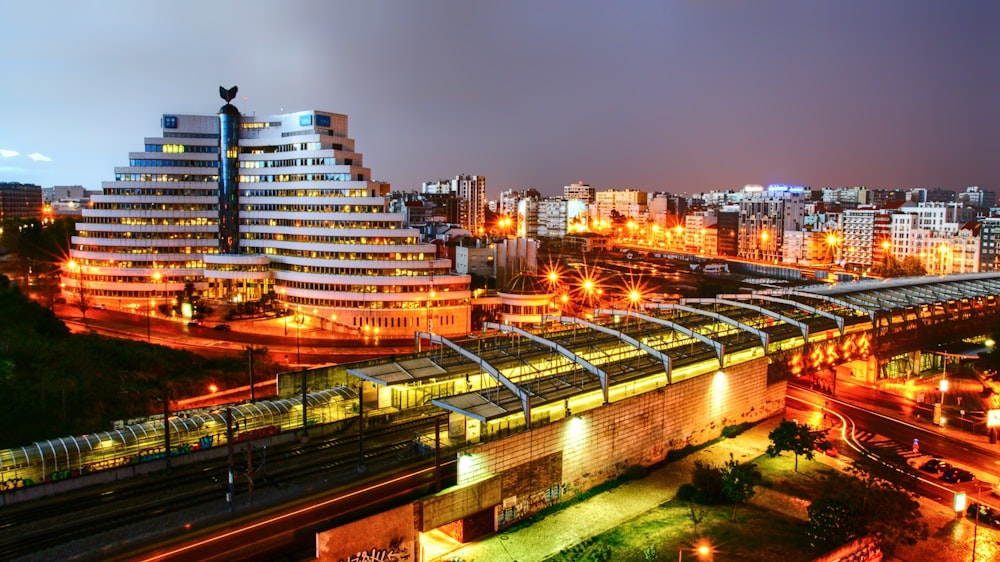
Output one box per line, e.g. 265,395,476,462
967,502,1000,527
919,458,952,474
941,467,975,483
814,437,838,457
213,323,232,331
187,321,203,328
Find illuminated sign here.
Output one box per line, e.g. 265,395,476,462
954,491,967,512
162,115,178,129
299,114,313,126
988,409,1000,427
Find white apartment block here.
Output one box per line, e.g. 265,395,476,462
821,186,869,205
63,92,471,339
592,189,648,227
841,209,877,269
537,197,570,238
564,181,595,204
683,211,716,254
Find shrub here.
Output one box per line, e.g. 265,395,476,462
676,483,698,501
623,464,647,481
722,422,755,438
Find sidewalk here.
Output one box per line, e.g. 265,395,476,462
435,414,789,562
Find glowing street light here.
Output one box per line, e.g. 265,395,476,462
679,539,714,561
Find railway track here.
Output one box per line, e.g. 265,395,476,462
0,415,447,561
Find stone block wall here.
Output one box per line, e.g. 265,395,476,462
441,357,783,529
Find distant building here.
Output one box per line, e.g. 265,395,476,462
455,242,495,279
564,181,595,204
563,232,611,254
0,182,43,220
423,175,486,234
979,217,1000,272
737,184,805,262
592,189,648,231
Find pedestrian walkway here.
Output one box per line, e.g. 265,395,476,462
433,414,788,562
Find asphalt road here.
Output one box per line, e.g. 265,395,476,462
53,303,407,365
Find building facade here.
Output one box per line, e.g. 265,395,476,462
62,92,471,339
0,182,43,220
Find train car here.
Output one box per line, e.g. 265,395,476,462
0,386,358,492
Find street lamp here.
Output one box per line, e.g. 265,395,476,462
279,288,288,336
148,271,162,342
679,540,713,561
295,306,303,365
427,288,437,333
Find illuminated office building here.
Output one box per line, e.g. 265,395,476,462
63,90,471,339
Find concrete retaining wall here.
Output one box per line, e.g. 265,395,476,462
421,356,784,533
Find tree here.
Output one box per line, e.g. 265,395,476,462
806,466,927,556
874,254,927,278
721,453,760,521
766,420,815,471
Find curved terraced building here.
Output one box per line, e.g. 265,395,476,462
62,89,471,339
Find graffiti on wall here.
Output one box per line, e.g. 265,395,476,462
338,538,411,562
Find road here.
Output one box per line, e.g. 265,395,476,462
53,303,409,365
788,384,997,510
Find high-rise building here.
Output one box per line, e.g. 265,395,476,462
422,174,486,234
737,185,805,262
0,182,43,220
63,90,471,339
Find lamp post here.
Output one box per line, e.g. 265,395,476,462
280,288,288,336
295,306,303,365
679,540,713,561
247,346,255,403
148,271,161,342
427,288,436,334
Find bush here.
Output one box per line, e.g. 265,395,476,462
666,444,698,462
676,483,698,501
623,464,647,481
691,460,727,504
722,422,754,438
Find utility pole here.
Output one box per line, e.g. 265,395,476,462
301,370,308,442
226,407,234,514
163,390,171,474
246,346,255,403
357,382,366,473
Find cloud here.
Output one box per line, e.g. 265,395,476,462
0,149,18,158
27,152,52,162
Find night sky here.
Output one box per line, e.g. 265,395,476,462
1,1,997,199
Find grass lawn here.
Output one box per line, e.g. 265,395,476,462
543,451,842,562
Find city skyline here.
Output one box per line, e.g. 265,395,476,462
1,1,997,199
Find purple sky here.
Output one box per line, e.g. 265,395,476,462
1,1,997,199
